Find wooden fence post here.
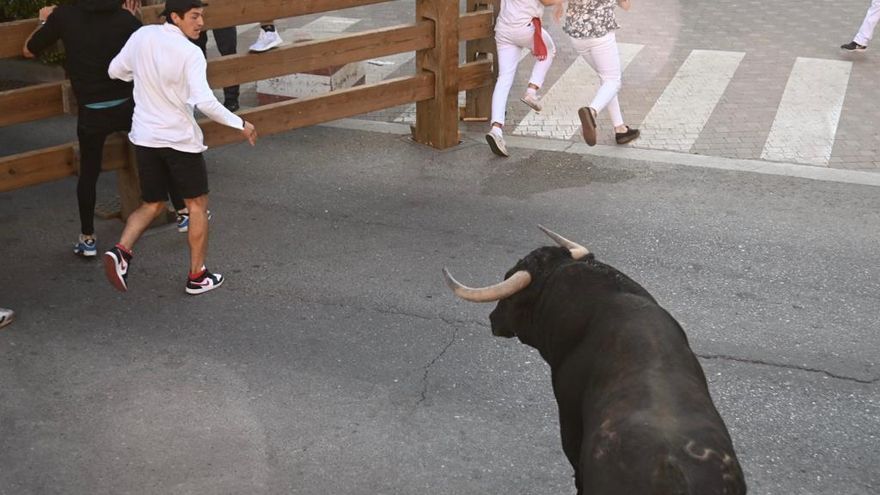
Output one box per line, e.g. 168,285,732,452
413,0,460,149
462,0,498,121
116,138,142,220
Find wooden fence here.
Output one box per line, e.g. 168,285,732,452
0,0,499,218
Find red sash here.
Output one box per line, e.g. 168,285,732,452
532,17,548,61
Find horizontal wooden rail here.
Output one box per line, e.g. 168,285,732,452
0,0,398,59
2,74,434,191
0,10,493,129
201,74,435,147
457,59,495,92
458,10,495,42
0,82,65,127
0,19,36,60
208,22,434,89
0,135,129,192
0,60,494,193
139,0,395,28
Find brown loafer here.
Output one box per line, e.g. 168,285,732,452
578,107,597,146
615,126,640,145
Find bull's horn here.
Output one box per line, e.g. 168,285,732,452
537,224,590,260
442,268,532,303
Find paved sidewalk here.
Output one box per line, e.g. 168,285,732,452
228,0,880,171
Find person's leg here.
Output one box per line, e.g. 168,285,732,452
213,27,240,106
75,108,106,240
857,0,880,43
854,0,880,46
585,33,624,127
118,201,167,250
118,145,173,250
490,41,524,128
527,28,556,91
183,194,209,274
166,150,211,273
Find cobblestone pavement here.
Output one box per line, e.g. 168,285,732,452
226,0,880,171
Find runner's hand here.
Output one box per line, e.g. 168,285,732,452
242,121,257,146
122,0,141,16
38,6,57,22
617,0,631,11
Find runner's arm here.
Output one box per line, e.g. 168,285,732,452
23,6,59,58
186,54,244,129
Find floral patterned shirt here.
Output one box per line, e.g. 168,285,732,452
563,0,620,39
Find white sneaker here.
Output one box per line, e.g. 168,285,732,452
520,92,543,112
486,131,509,157
0,308,14,329
249,29,283,52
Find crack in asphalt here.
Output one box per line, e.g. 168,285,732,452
235,288,878,386
698,354,878,385
418,325,459,405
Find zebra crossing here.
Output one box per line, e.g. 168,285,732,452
369,45,860,168
230,15,870,169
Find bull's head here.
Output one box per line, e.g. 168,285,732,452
443,226,591,341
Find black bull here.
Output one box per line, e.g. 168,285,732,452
444,231,746,495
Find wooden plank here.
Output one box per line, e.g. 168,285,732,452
0,82,65,127
117,142,142,219
0,76,433,192
0,0,393,59
0,132,127,192
141,0,394,28
462,1,498,120
208,22,434,89
413,0,460,149
0,142,77,192
0,23,431,126
202,74,434,147
458,9,495,42
0,19,36,59
458,59,494,92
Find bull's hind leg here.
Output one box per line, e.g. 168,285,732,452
557,412,584,493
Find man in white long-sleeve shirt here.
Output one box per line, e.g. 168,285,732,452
103,0,257,296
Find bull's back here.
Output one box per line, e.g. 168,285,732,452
581,414,746,495
567,297,745,494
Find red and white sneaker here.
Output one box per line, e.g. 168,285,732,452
103,245,131,292
186,268,224,295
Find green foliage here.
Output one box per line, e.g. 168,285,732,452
1,0,73,21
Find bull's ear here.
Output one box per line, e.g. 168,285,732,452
443,268,532,303
537,225,590,260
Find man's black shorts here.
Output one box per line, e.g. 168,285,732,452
134,145,209,203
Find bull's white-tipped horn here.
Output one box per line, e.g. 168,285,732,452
442,268,532,303
537,224,590,260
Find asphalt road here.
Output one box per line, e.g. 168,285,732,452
1,125,877,494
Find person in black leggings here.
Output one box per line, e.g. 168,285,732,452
24,0,142,257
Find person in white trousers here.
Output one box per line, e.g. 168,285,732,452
562,0,639,146
842,0,880,51
486,0,563,157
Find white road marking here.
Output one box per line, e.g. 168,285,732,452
761,57,852,166
638,50,744,152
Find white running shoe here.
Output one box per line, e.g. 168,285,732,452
520,92,543,112
249,29,282,53
486,130,509,157
0,308,14,329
